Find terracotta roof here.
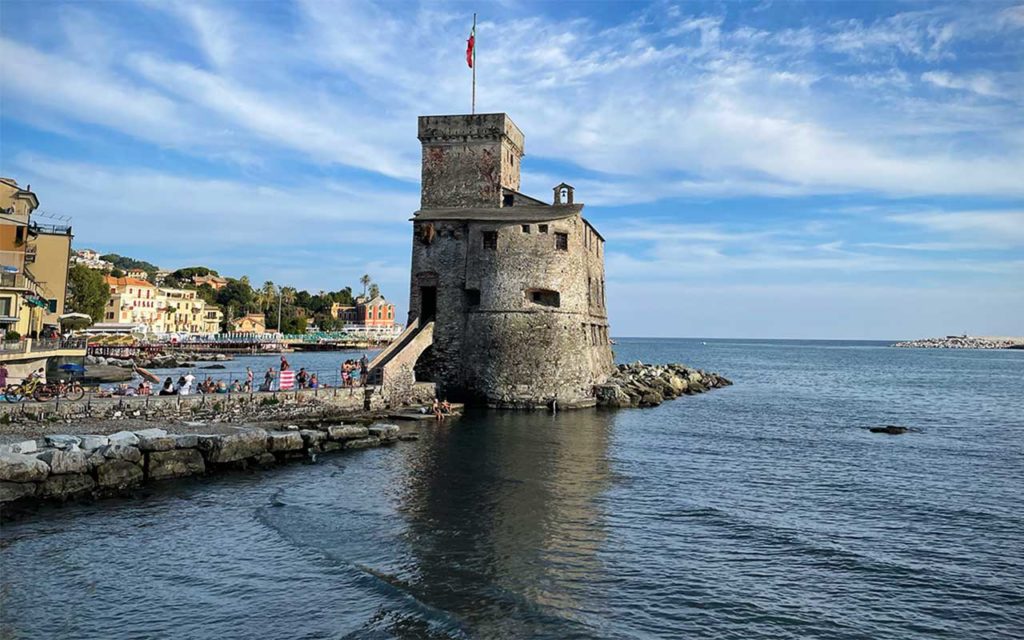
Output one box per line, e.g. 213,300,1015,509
104,275,154,288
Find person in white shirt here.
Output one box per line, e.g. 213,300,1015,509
180,371,195,396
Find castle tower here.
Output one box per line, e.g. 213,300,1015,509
391,113,612,409
418,113,525,209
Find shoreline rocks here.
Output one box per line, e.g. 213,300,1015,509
0,420,410,514
893,336,1024,350
596,362,731,408
84,351,234,370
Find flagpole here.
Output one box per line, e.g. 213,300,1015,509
471,13,477,114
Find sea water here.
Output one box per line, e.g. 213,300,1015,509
2,339,1022,639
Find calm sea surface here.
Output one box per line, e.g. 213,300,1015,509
2,339,1023,639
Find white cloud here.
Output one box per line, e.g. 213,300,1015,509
4,2,1024,199
921,71,1005,98
888,211,1024,246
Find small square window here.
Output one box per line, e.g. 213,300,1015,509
503,193,514,207
483,231,498,250
521,224,530,233
555,232,568,251
538,224,548,234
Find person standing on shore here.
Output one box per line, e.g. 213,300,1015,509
0,363,7,389
245,367,254,392
263,367,275,392
180,370,195,396
360,355,368,386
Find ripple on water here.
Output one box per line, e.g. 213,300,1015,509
2,340,1024,639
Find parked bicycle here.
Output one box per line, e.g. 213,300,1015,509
4,377,84,402
4,377,43,403
31,379,85,402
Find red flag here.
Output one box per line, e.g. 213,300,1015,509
466,25,475,68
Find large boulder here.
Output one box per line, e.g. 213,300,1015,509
0,440,38,455
0,481,38,503
108,431,140,447
44,435,82,450
299,430,327,448
667,375,689,394
198,429,268,463
174,435,199,449
327,425,368,441
147,449,205,481
78,435,109,451
137,432,177,452
0,452,50,483
639,392,663,407
344,436,381,450
266,432,304,452
35,449,89,475
367,424,400,441
95,460,144,490
38,473,96,500
100,444,143,464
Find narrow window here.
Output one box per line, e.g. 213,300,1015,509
526,289,560,307
464,288,481,307
503,193,514,207
538,224,548,234
555,232,568,251
483,231,498,250
521,224,530,233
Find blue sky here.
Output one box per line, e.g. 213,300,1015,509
1,0,1022,339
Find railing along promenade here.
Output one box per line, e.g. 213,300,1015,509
86,331,399,357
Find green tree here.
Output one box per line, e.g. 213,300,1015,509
368,283,380,299
66,264,108,322
196,284,217,305
216,279,256,314
359,274,371,297
260,281,277,312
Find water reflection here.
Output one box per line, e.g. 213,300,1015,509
395,408,616,638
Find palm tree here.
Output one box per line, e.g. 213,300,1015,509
368,283,380,299
261,281,276,312
360,274,371,297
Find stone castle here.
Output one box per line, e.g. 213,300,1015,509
369,113,613,408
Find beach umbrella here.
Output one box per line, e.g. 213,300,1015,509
59,312,93,329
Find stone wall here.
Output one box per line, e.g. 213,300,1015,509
0,383,437,424
418,114,524,209
406,113,614,409
0,422,412,510
409,212,613,408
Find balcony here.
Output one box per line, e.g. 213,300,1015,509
0,271,41,295
0,336,87,362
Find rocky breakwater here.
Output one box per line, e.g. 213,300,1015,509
0,422,406,511
595,362,732,408
893,336,1024,349
85,351,234,370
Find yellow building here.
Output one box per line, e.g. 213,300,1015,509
0,178,71,338
158,287,223,334
32,224,73,327
230,313,266,334
103,276,162,331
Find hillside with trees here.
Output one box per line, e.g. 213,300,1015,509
69,251,382,333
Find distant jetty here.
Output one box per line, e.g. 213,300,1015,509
893,335,1024,350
